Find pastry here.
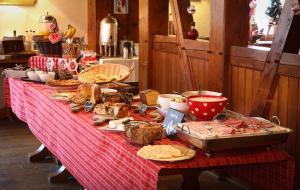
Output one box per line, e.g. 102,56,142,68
101,92,123,103
77,84,92,98
71,94,87,105
125,122,163,145
47,79,81,87
90,84,101,104
139,89,160,106
112,103,129,119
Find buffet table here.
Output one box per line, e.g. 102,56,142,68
4,77,295,190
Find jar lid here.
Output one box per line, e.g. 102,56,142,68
40,12,56,23
100,14,118,25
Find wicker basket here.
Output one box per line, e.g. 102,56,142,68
33,36,62,57
62,43,87,58
78,64,134,84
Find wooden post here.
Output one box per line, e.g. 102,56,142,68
87,0,97,51
139,0,168,90
170,0,196,90
251,0,298,117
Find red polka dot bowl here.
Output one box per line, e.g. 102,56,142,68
186,95,228,121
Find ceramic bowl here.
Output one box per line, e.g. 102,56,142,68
187,95,228,121
157,94,182,110
182,90,222,97
3,69,27,79
39,72,55,82
169,100,189,114
27,71,42,81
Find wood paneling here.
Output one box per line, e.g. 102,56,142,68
230,51,300,188
151,49,209,93
87,0,139,53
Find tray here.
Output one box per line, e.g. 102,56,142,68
176,111,292,155
20,77,44,84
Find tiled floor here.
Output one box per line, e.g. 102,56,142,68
0,119,249,190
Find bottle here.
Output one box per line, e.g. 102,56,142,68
13,30,16,37
31,30,36,51
24,30,31,51
123,41,131,59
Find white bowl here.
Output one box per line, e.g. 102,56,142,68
27,71,41,81
170,100,188,114
39,72,55,82
3,69,27,79
182,90,222,97
157,94,182,110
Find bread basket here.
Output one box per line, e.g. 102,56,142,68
78,64,134,84
33,36,62,57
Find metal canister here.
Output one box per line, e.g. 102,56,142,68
99,14,118,56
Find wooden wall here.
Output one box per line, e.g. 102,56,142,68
152,41,210,93
230,46,300,188
88,0,139,53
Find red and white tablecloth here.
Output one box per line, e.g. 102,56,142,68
29,56,72,71
4,78,295,190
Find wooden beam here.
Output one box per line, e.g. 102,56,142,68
250,0,298,117
87,0,97,51
139,0,169,90
152,35,177,44
170,0,195,90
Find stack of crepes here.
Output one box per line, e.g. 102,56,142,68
137,145,196,162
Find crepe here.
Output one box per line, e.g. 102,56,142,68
137,145,196,162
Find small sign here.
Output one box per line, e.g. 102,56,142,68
163,108,185,129
84,101,94,112
139,104,148,116
67,60,78,72
123,92,133,107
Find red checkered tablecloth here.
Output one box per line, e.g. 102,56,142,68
29,56,72,71
4,78,295,190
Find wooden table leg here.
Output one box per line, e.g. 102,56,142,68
181,170,200,190
48,165,72,184
28,144,52,162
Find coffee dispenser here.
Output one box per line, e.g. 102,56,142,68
99,14,118,57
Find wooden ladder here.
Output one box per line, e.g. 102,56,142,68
250,0,300,118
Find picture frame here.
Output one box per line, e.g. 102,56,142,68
114,0,129,14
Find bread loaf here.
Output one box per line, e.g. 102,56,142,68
125,122,162,145
90,84,101,104
139,89,160,106
113,103,129,118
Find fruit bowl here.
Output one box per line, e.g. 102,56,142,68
187,95,228,121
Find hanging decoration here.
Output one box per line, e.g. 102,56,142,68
186,4,198,40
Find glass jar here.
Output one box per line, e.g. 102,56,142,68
39,12,58,36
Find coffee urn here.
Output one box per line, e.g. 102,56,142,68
99,14,118,57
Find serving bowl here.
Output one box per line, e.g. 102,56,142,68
157,94,182,110
39,72,55,82
187,95,228,121
27,71,43,81
3,69,27,79
182,90,222,97
169,100,188,114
